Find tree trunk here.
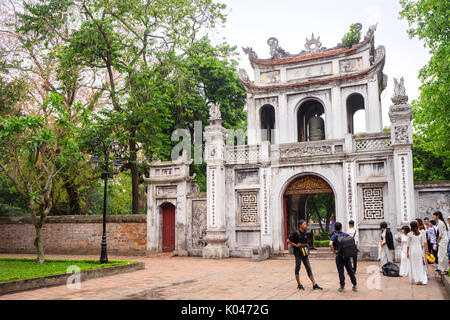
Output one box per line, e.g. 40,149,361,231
129,133,140,215
33,225,45,264
64,179,81,215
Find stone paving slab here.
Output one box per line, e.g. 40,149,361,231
0,253,448,300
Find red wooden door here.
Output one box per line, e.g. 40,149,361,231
283,196,288,250
162,204,175,252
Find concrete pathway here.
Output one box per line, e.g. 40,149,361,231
0,253,448,300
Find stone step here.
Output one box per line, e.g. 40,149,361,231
270,248,335,260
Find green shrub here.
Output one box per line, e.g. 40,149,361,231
319,232,330,241
313,234,321,241
341,23,361,48
313,240,330,248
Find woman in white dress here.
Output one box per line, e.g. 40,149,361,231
416,218,429,276
396,225,410,277
433,211,449,275
407,221,428,285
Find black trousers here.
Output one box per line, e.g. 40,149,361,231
294,254,313,278
352,255,358,272
335,255,357,287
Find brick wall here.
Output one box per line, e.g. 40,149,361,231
0,215,147,256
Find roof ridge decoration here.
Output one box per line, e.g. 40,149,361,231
304,33,324,54
242,23,379,65
267,37,289,59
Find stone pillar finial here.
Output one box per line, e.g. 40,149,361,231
388,77,415,224
202,102,229,259
209,103,222,123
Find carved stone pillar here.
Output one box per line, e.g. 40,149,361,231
202,104,229,259
389,78,415,224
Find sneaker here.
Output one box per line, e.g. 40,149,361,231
352,286,358,292
313,284,323,290
338,287,345,292
297,284,305,290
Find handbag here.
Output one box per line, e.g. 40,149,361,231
296,230,309,257
300,244,309,257
426,253,436,263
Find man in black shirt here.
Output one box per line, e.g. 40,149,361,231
287,219,323,290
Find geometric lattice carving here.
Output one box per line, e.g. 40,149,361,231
355,137,392,152
362,185,384,219
227,145,260,163
239,192,258,223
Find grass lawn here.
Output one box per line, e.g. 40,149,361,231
0,257,135,283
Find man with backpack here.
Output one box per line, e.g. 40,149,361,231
329,221,358,292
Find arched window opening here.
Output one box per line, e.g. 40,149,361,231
260,104,275,144
346,93,365,134
297,100,325,142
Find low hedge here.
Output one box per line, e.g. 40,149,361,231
313,240,330,248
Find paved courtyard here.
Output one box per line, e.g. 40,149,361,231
0,253,448,300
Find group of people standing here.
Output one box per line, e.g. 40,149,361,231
397,211,449,285
287,218,358,292
287,211,449,292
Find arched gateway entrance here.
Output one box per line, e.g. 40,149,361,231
283,175,335,249
161,202,176,252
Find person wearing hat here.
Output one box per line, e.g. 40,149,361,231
287,219,323,291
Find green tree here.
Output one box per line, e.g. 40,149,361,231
413,133,450,181
399,0,450,172
24,0,229,213
341,23,361,48
306,194,335,232
0,93,84,263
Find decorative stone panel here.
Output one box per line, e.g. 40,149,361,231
237,191,259,225
361,183,385,220
192,200,207,249
339,57,363,73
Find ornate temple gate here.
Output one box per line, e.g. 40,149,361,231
283,175,334,249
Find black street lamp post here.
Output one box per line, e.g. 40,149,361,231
89,138,123,264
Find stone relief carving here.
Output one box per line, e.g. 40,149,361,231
267,37,289,59
339,58,363,73
394,125,410,144
281,145,332,158
208,103,221,121
192,200,207,249
242,47,258,61
285,175,333,195
260,70,280,84
422,197,450,218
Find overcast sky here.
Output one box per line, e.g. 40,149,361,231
210,0,429,131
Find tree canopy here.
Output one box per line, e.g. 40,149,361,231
399,0,450,176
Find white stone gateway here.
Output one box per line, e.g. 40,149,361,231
145,24,422,260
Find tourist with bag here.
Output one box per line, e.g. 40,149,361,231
329,221,357,292
428,220,439,264
287,219,323,291
379,222,395,267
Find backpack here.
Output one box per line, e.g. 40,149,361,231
382,262,400,277
336,234,357,259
